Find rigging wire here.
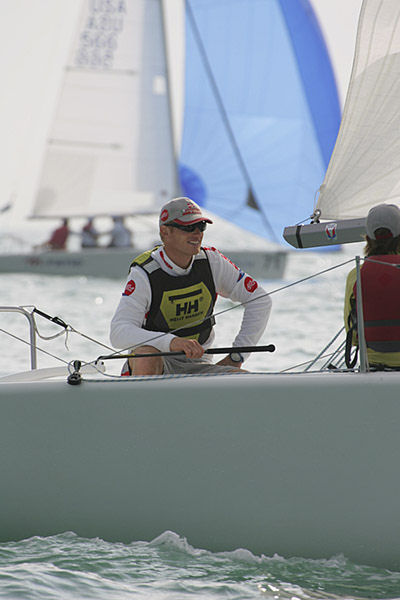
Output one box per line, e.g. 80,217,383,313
100,256,356,360
0,327,69,365
0,256,357,371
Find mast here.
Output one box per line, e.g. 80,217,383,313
160,0,183,198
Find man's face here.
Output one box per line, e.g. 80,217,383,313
161,222,205,266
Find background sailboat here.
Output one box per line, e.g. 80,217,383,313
0,0,184,279
33,0,178,221
0,0,340,279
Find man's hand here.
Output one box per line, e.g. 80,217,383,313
170,337,205,359
216,355,243,367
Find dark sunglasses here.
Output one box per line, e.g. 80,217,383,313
167,221,207,233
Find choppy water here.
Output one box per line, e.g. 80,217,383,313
3,243,395,599
1,531,400,600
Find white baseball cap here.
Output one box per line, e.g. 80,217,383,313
159,197,213,227
366,203,400,239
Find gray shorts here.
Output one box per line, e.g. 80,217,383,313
121,354,239,376
162,354,239,374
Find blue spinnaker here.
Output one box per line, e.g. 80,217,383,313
179,0,341,245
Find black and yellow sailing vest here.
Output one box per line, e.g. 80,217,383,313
131,248,216,344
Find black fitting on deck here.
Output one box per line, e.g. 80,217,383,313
67,360,82,385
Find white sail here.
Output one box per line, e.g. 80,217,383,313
32,0,179,219
317,0,400,220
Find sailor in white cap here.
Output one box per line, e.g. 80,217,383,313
344,203,400,369
110,197,272,376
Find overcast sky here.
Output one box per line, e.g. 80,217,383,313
313,0,363,103
0,0,364,218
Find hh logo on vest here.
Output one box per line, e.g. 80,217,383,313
160,282,212,330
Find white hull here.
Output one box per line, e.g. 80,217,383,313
0,247,287,280
1,370,399,570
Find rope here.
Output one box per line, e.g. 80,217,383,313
83,369,254,382
20,305,115,351
66,359,106,377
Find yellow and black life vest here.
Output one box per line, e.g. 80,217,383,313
131,248,216,344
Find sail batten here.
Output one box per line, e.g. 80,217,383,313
66,67,138,76
48,140,123,149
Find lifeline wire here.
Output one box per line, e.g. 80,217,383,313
111,256,356,360
0,327,69,365
3,256,357,369
0,325,106,375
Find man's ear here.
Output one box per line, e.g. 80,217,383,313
160,225,169,243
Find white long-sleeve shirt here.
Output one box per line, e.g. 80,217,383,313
110,246,271,361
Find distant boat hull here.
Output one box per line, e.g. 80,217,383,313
0,247,287,280
0,371,399,570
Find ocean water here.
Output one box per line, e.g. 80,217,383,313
1,531,400,600
3,243,398,599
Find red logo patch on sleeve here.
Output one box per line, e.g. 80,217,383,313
123,280,136,296
244,276,258,292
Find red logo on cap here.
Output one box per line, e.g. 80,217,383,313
123,280,136,296
244,276,258,292
182,202,201,216
160,209,169,222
